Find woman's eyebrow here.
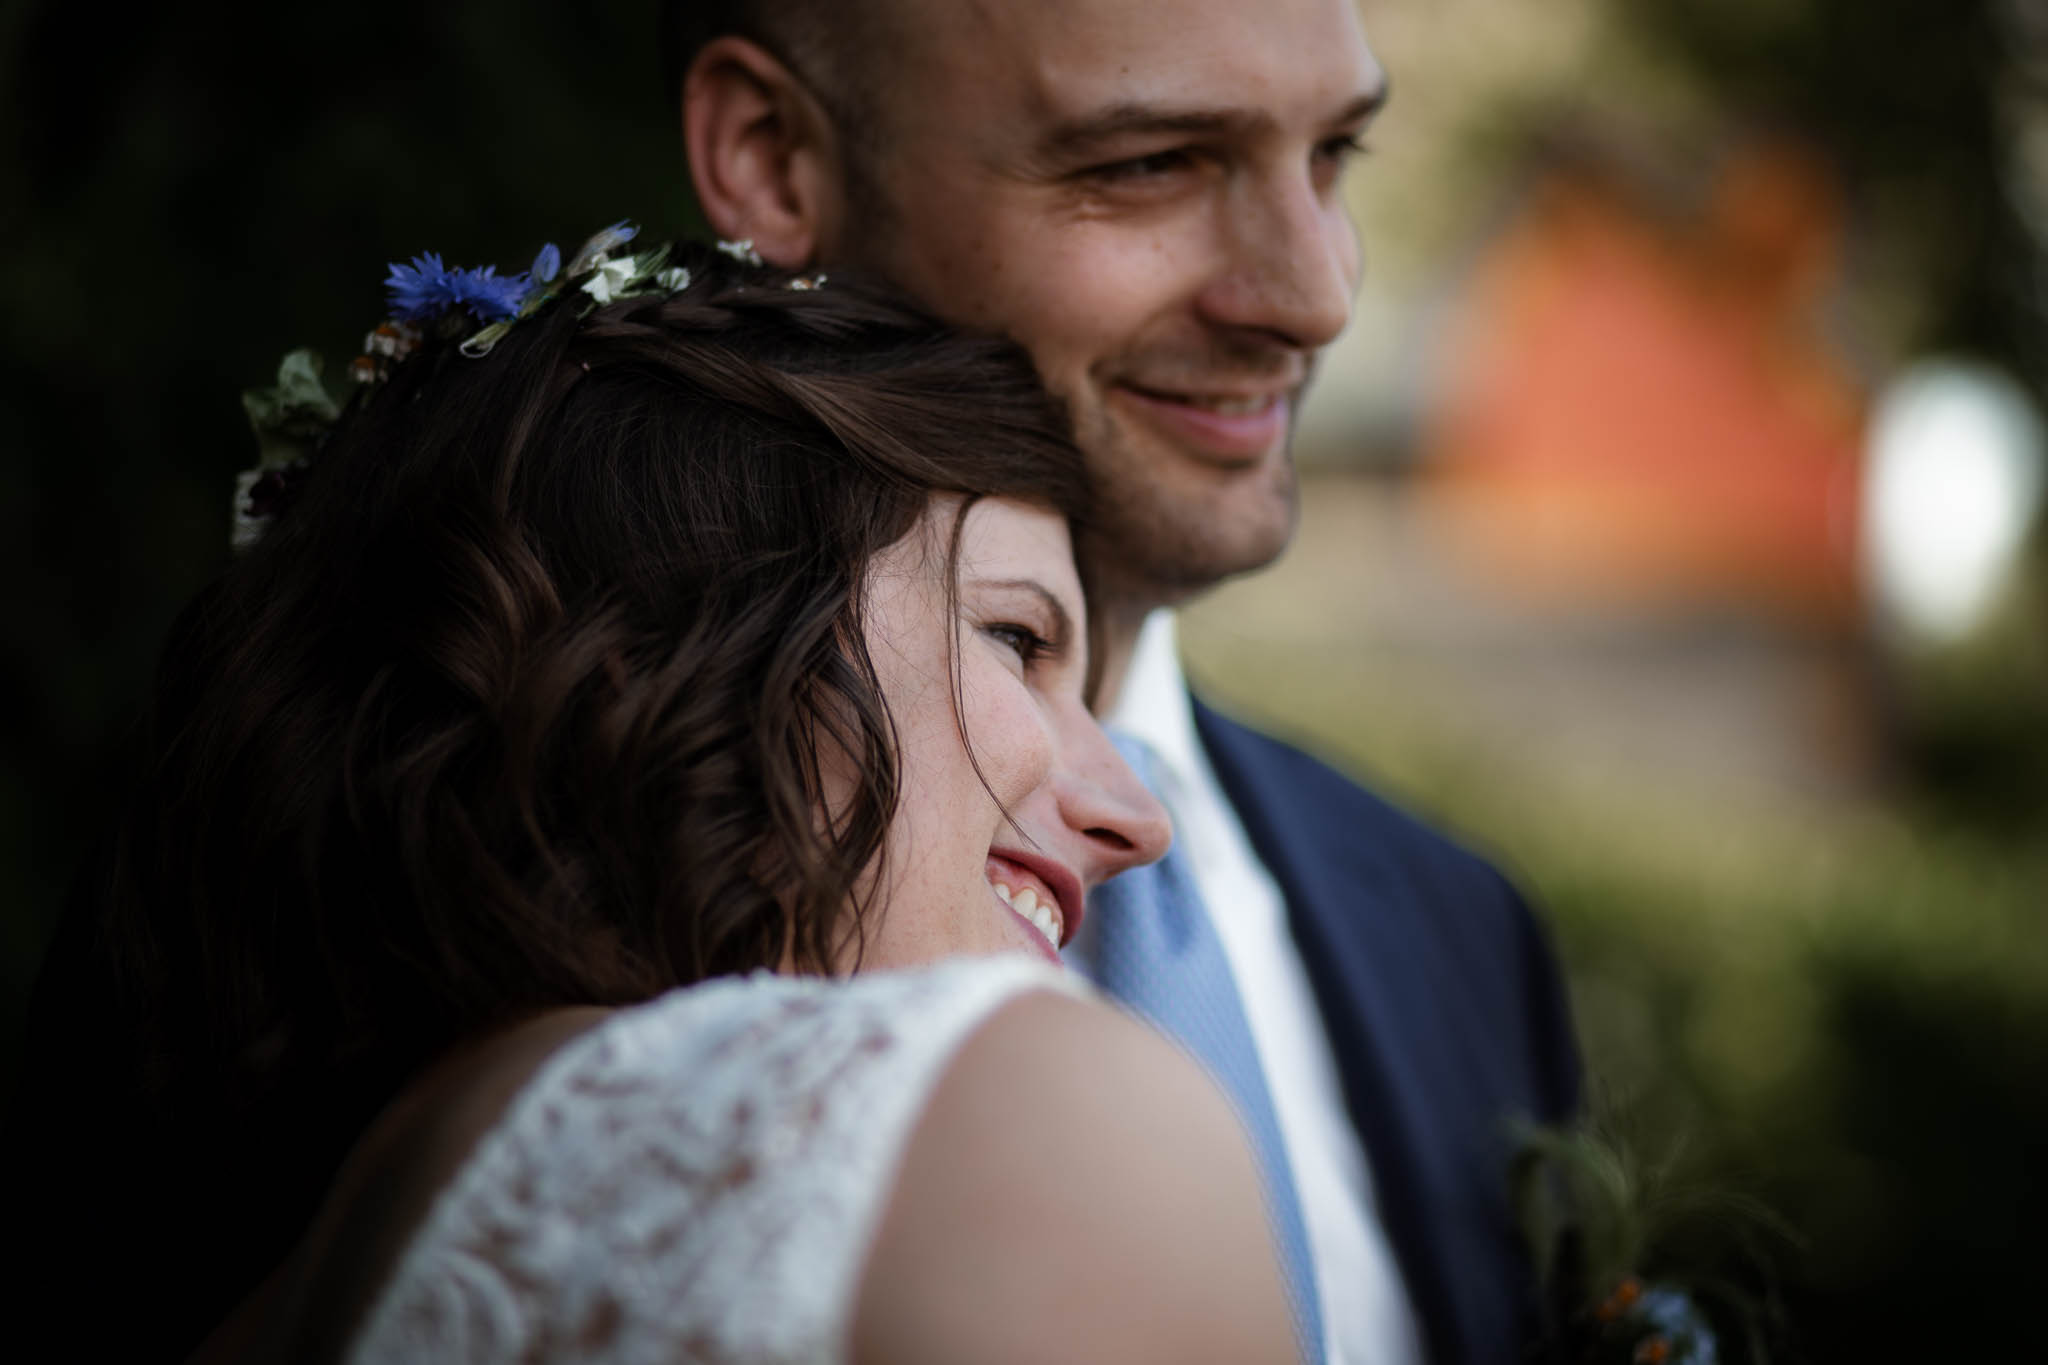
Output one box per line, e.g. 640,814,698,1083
973,578,1075,643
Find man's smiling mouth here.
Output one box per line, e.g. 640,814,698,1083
1111,382,1293,461
1121,382,1288,416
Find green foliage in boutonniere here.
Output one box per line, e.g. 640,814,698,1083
1511,1115,1797,1364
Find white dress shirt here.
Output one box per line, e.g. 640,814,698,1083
1104,611,1423,1365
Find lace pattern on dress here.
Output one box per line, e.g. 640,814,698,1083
347,956,1080,1365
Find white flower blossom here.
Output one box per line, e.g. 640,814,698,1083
581,256,638,304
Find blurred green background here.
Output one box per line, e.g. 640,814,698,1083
4,2,2045,1360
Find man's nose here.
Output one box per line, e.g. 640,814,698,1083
1056,723,1174,885
1198,168,1358,351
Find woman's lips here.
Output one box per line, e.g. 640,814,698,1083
985,852,1080,957
989,885,1062,965
1112,382,1291,464
991,881,1061,956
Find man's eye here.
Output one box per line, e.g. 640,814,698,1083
1088,148,1193,182
1315,132,1370,170
1310,132,1370,191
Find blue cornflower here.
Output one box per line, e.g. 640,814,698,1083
383,252,451,319
530,241,562,284
517,241,564,311
446,264,528,320
384,252,528,324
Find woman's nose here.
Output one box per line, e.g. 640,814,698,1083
1054,715,1174,885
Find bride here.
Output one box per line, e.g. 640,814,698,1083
29,232,1296,1362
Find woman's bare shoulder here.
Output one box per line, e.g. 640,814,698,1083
852,988,1296,1365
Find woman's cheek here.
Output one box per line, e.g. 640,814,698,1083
959,661,1057,805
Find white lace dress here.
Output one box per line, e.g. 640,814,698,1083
346,955,1081,1364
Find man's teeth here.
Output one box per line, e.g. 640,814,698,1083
992,881,1063,949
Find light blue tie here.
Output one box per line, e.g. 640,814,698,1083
1071,734,1326,1365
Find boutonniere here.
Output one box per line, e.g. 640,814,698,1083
1510,1115,1795,1364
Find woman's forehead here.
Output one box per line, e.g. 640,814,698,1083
957,499,1080,594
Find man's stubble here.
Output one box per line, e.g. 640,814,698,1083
1067,392,1303,617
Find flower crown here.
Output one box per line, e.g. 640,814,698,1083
232,224,821,551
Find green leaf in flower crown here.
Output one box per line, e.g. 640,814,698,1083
627,242,673,286
565,220,639,278
459,320,515,358
241,348,340,473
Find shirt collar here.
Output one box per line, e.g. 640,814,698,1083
1107,610,1202,799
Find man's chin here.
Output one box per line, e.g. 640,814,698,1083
1072,402,1299,594
1089,489,1297,604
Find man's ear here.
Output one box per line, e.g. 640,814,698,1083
682,35,846,269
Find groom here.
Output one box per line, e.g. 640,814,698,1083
669,1,1580,1360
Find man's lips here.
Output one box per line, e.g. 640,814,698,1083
1111,381,1295,462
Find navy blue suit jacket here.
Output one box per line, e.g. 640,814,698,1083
1193,696,1580,1365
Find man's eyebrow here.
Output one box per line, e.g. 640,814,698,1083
1037,86,1390,160
1039,104,1261,158
1337,85,1391,128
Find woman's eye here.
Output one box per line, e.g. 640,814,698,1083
986,623,1051,665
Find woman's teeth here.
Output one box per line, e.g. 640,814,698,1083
991,880,1063,950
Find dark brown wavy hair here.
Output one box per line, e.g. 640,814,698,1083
30,244,1089,1357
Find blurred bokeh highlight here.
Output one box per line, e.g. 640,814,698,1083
4,2,2044,1359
